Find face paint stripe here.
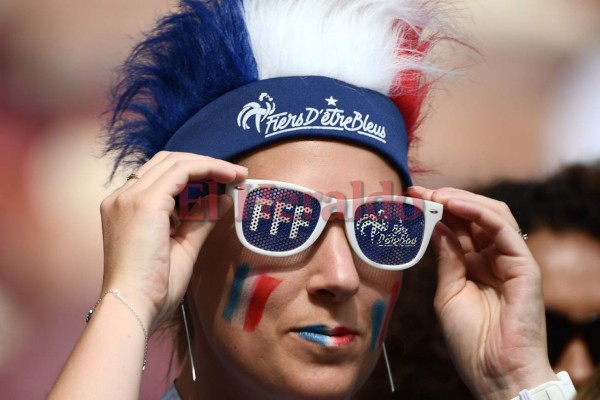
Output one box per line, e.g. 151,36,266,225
221,263,251,323
376,281,401,349
370,300,386,350
243,275,283,331
233,274,256,326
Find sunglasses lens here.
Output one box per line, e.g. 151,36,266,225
241,187,321,252
545,311,574,365
584,316,600,365
354,201,425,266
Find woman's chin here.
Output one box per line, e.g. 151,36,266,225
254,363,368,400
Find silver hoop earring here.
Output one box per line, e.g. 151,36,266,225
181,301,197,382
382,342,395,392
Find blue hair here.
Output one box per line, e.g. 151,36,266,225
103,0,258,179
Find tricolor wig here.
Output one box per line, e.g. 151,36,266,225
104,0,446,178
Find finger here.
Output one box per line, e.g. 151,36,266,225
139,160,247,200
432,188,520,251
111,151,173,195
425,199,500,289
463,251,501,288
409,186,519,229
409,185,472,228
173,194,232,258
445,198,530,259
431,222,468,310
113,152,247,198
410,187,478,253
409,186,519,252
127,152,247,192
168,194,232,296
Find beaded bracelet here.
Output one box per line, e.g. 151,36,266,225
86,289,148,371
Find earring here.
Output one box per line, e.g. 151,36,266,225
382,342,395,392
181,301,197,382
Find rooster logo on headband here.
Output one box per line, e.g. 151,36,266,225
237,92,275,133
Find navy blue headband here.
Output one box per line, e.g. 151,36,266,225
164,76,412,185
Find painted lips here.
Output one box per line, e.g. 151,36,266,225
295,325,357,347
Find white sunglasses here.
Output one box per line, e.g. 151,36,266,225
227,179,442,270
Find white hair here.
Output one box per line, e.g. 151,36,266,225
243,0,442,96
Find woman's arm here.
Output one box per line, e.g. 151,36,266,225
48,152,247,399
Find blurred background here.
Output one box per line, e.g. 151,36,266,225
0,1,599,399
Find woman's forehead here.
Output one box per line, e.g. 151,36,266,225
237,140,404,196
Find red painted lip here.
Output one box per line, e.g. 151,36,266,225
292,325,358,336
328,327,356,336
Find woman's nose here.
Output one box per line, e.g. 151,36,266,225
305,220,360,303
553,336,595,390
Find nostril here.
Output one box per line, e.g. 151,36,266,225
314,288,337,300
311,285,359,303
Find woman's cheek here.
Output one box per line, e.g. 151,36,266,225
369,281,400,351
221,262,283,332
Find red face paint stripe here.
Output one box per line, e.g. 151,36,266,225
376,281,401,349
243,275,283,331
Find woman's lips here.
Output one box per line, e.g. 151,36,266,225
294,325,357,347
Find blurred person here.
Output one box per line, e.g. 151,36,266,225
48,1,574,399
482,162,600,390
575,367,600,400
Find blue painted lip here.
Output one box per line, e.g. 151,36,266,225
298,325,331,334
296,331,329,346
295,325,357,347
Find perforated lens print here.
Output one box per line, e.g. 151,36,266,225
354,201,425,265
242,187,321,252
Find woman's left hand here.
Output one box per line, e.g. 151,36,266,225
408,186,556,399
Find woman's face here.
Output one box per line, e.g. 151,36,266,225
187,140,404,399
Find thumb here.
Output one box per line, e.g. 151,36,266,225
432,222,467,311
173,193,232,258
168,194,232,299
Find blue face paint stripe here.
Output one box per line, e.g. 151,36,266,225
221,263,251,323
370,299,386,350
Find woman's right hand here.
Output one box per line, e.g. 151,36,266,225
99,151,248,334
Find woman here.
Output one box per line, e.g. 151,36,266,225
50,0,570,399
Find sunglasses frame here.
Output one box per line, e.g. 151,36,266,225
227,179,443,270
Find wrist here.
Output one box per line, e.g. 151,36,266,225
476,363,559,399
86,291,150,371
85,289,150,371
100,280,161,333
509,371,576,400
504,365,559,398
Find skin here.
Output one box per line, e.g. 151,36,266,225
49,142,557,400
527,229,600,389
406,187,557,398
178,141,404,400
